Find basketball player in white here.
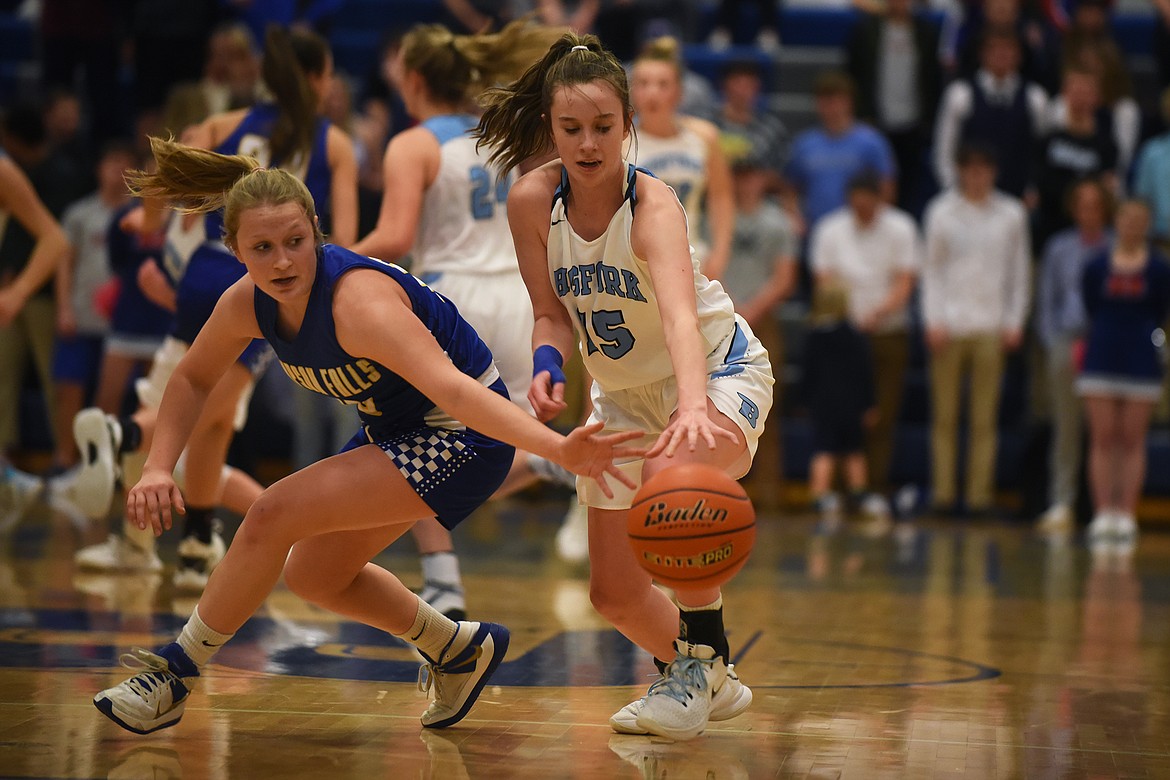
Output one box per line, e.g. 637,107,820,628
476,35,775,741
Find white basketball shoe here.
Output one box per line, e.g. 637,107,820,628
609,642,752,740
173,530,227,592
72,409,122,519
75,534,163,573
93,643,199,734
417,621,510,729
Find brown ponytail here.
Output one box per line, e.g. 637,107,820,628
473,33,631,175
127,136,324,249
401,19,565,108
261,24,329,167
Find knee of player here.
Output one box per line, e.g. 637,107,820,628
237,490,293,547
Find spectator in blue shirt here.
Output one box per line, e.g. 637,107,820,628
784,71,897,234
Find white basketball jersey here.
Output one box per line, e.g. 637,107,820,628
633,123,708,220
547,164,735,391
412,114,518,276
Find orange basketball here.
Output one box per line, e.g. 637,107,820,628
627,463,756,590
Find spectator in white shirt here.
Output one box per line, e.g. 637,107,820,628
933,28,1048,200
922,142,1031,515
811,171,919,499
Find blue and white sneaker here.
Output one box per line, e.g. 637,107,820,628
417,621,509,729
631,640,727,741
610,659,751,735
93,643,198,734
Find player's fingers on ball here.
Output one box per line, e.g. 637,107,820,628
552,382,565,404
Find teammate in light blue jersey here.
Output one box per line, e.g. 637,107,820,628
90,139,642,737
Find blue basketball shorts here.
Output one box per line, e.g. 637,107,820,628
339,377,516,528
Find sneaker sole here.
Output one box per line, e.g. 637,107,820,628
633,711,708,741
421,623,510,730
711,681,752,721
93,694,182,735
610,672,752,735
609,702,645,735
73,410,118,520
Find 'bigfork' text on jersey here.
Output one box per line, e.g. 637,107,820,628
547,164,735,391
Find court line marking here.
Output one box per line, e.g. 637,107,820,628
5,701,1169,759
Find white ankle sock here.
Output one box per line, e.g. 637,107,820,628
176,606,235,668
421,551,462,587
394,596,458,661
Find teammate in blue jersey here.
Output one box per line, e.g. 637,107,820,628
476,35,775,740
91,138,642,736
352,19,566,621
71,26,359,587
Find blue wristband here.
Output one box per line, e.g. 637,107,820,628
533,344,566,386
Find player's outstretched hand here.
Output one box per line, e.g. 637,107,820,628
126,468,186,537
556,422,646,499
529,370,568,423
645,408,739,460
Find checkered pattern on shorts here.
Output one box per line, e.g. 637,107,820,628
375,428,475,498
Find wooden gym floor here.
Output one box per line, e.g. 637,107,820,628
1,493,1169,779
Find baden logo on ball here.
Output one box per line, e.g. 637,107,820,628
627,463,757,590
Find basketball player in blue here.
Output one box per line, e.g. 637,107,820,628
72,26,358,588
353,19,568,621
90,138,643,736
475,35,775,740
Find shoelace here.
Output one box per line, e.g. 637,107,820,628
417,662,448,702
118,648,175,701
646,655,713,707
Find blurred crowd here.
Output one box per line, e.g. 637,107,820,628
2,0,1169,544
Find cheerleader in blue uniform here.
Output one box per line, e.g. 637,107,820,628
90,138,642,736
1078,198,1170,552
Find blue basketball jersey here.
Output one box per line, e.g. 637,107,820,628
204,103,333,245
254,244,497,436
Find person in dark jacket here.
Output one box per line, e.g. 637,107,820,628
846,0,942,214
